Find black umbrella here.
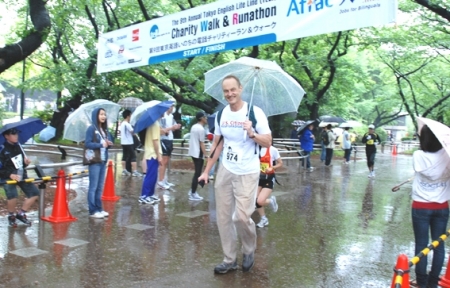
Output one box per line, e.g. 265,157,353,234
319,115,346,123
296,119,318,135
0,117,46,144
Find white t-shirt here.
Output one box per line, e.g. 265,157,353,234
342,130,351,149
160,112,175,140
120,121,134,145
188,123,206,158
215,102,271,175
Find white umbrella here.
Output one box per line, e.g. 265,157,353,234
130,100,161,126
417,117,450,157
63,99,121,143
204,57,305,117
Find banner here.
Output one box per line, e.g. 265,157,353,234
97,0,397,74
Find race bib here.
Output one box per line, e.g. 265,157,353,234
11,154,23,170
225,145,242,164
260,162,269,173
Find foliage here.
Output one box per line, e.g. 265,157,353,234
31,104,53,123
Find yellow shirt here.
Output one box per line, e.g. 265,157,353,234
144,122,162,160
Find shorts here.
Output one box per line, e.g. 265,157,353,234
121,144,136,162
161,139,174,156
258,174,275,190
4,182,40,200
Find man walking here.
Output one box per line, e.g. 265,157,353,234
362,124,381,178
188,111,208,201
198,75,272,274
0,128,39,227
324,124,336,166
157,104,181,189
120,110,141,177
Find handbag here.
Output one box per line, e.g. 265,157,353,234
83,129,102,165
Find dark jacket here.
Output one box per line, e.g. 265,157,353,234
299,129,314,152
0,141,28,180
84,107,113,161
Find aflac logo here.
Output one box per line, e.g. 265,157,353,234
150,25,159,39
287,0,333,17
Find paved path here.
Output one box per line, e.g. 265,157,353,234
0,152,442,287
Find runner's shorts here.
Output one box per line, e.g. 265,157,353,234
161,139,174,156
3,182,39,200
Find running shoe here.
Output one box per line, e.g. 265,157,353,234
189,192,203,201
8,214,17,227
132,171,143,177
164,180,175,187
256,217,269,228
89,212,104,219
270,196,278,213
157,181,170,190
15,213,31,225
149,195,160,202
214,260,238,274
138,196,154,204
122,170,131,176
100,211,109,217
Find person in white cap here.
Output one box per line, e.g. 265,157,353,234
362,124,381,178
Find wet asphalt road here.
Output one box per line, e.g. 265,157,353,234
0,150,443,288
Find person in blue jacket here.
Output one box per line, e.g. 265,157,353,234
85,107,113,219
299,124,315,172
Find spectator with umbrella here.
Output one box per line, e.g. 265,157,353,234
324,124,337,166
298,120,316,171
119,110,141,177
0,118,46,227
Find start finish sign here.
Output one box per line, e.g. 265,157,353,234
97,0,397,74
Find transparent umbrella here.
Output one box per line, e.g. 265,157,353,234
118,97,144,109
63,99,121,143
204,57,305,117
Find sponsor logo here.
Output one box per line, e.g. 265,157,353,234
116,60,127,65
287,0,333,17
150,25,159,39
117,35,127,40
104,50,113,58
129,46,142,51
118,45,125,54
132,29,139,41
106,38,113,43
128,57,142,64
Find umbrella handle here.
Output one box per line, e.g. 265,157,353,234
391,177,413,192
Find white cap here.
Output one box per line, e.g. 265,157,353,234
368,124,375,129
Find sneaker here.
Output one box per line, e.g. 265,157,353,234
164,180,175,187
307,167,314,172
122,170,131,176
209,175,214,180
138,196,154,204
89,212,104,219
132,171,143,177
15,213,31,225
8,215,17,227
100,211,109,217
371,171,375,178
189,192,203,201
256,217,269,228
157,181,170,190
149,195,161,202
214,260,238,274
269,196,278,213
242,252,255,272
368,171,373,178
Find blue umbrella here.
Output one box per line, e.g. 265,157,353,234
0,117,47,144
39,125,56,142
134,101,174,133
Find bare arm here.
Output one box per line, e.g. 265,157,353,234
199,135,224,184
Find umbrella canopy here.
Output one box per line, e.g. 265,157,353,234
291,120,305,127
319,115,346,123
134,101,174,133
417,117,450,157
339,122,354,128
38,125,56,142
319,121,339,128
130,100,162,126
296,119,318,135
204,57,305,117
118,97,144,109
63,99,121,143
0,117,46,144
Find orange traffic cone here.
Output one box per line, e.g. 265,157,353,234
392,144,397,156
390,254,409,288
42,170,77,223
439,256,450,287
101,160,120,201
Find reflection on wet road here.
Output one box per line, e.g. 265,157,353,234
0,151,431,287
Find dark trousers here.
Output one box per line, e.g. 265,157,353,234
325,148,333,166
344,149,352,162
191,157,204,193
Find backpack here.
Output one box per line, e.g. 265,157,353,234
322,130,329,146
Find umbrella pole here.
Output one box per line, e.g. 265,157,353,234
243,77,257,141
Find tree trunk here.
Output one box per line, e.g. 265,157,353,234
0,0,51,74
